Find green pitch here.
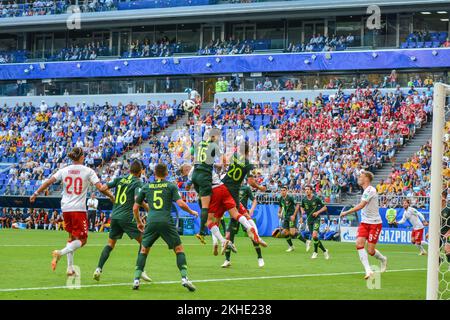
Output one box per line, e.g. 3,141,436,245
0,229,429,300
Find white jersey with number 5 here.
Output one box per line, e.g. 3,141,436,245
360,185,382,224
52,164,100,212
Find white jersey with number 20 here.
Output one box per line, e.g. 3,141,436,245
53,164,100,212
360,185,382,224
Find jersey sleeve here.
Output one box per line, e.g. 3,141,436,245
397,210,407,224
134,181,143,198
52,168,63,182
171,183,182,202
361,187,376,203
106,178,119,189
135,186,147,205
316,197,325,209
88,168,100,185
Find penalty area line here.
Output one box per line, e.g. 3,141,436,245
0,268,426,292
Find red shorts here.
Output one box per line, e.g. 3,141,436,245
208,185,236,219
63,211,88,240
411,228,424,244
357,223,382,244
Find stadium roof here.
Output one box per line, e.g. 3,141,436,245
0,0,449,32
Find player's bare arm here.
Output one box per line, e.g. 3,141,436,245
291,203,300,221
340,201,368,217
249,198,257,216
176,199,198,217
94,182,115,203
312,204,327,218
132,203,145,232
30,176,56,203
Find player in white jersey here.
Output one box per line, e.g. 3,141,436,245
30,147,114,276
396,199,428,255
340,170,388,280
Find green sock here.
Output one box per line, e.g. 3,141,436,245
134,252,148,280
199,208,208,235
253,241,262,259
176,252,188,278
97,245,113,269
297,233,307,243
447,253,450,263
318,240,326,252
287,237,293,247
313,239,319,253
220,219,226,233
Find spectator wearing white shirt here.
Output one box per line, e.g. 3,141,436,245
87,193,99,231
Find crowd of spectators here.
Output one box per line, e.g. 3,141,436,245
285,33,354,53
52,41,109,61
198,38,254,56
123,37,179,58
401,30,449,49
0,99,185,195
197,86,431,201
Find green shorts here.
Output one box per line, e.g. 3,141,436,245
141,220,181,250
283,216,298,230
191,169,212,197
307,219,320,233
109,219,141,240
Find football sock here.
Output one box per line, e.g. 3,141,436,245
286,237,293,247
60,240,82,256
220,219,226,233
253,241,262,259
416,244,425,253
210,225,225,243
373,249,386,261
297,233,307,243
238,216,252,230
97,245,113,269
357,248,372,272
134,252,148,280
67,251,74,270
176,252,188,279
199,209,208,235
318,240,326,252
225,229,237,261
313,238,319,253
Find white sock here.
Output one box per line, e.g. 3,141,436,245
357,248,372,273
60,240,82,256
373,249,386,261
247,219,258,233
67,251,74,271
210,225,225,244
238,216,252,230
212,233,218,246
416,244,425,253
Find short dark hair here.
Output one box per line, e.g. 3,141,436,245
68,147,84,162
280,185,288,190
304,185,313,191
155,163,168,178
130,160,143,175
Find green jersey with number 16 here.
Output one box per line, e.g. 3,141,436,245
107,175,143,221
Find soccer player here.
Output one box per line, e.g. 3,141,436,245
277,186,300,252
222,178,265,268
340,170,388,280
29,147,114,276
93,160,151,282
396,199,428,255
298,185,329,259
440,194,450,270
191,129,221,244
132,163,198,291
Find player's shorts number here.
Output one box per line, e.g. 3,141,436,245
227,163,243,181
65,177,83,195
153,190,163,209
115,185,128,205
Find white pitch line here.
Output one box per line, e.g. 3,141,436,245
0,268,426,293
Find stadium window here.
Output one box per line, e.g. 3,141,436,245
335,15,362,47
176,24,201,53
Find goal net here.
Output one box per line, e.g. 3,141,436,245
428,83,450,300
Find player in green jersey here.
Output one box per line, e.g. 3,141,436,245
277,186,300,252
222,179,265,268
440,194,450,269
93,160,151,282
132,163,198,291
191,128,221,244
298,185,329,259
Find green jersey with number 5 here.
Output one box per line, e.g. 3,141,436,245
136,179,181,222
107,175,143,221
222,153,255,206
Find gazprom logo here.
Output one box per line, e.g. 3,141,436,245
343,231,357,241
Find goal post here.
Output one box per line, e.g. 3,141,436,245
427,82,450,300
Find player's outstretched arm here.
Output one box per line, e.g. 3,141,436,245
340,201,368,217
176,199,198,217
313,204,328,217
30,176,56,203
248,176,266,192
94,182,115,203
